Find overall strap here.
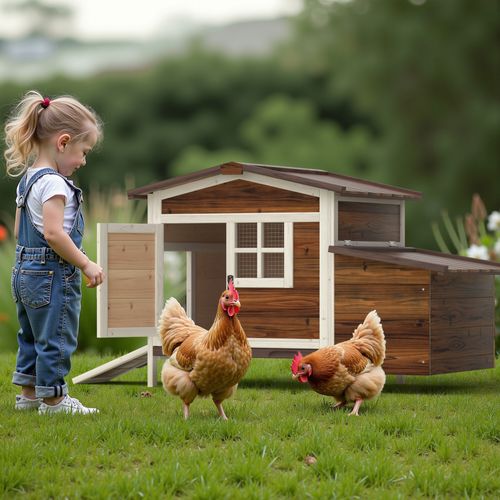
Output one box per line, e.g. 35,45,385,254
17,168,82,208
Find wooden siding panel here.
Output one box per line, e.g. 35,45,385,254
338,201,400,242
238,222,319,339
335,254,430,285
430,273,496,374
108,299,156,328
334,255,430,375
107,232,156,328
162,179,319,214
335,284,429,319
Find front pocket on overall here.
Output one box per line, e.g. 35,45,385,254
19,269,54,308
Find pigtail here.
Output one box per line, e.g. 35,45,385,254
4,90,102,177
4,90,47,177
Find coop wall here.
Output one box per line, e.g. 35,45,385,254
334,255,430,374
430,273,496,374
337,201,402,243
237,222,320,339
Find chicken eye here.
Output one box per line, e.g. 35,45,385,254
225,295,229,299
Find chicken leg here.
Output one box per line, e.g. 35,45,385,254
349,399,363,416
214,400,228,420
183,401,190,419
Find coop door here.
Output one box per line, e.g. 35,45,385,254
97,223,163,338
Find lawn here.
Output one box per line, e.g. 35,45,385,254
1,353,499,499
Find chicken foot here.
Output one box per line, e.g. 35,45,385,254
349,399,363,416
213,400,228,421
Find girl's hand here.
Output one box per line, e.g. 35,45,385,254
81,260,104,288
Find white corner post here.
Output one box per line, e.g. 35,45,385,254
319,189,335,347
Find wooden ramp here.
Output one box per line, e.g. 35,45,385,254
72,345,149,384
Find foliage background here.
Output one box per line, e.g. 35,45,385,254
1,0,499,352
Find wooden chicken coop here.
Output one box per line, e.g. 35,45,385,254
74,162,500,386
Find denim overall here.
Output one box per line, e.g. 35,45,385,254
11,168,84,398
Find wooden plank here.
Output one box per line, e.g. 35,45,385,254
431,325,495,373
335,284,429,318
430,297,495,329
72,345,149,384
108,270,155,299
108,234,156,271
338,201,400,242
239,289,319,315
238,316,319,339
108,299,156,328
162,179,319,214
335,255,430,285
431,273,494,298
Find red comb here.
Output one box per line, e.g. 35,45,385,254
291,352,303,375
228,275,239,301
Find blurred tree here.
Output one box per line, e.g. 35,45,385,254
289,0,500,247
241,95,373,175
2,0,74,39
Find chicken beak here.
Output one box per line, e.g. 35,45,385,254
231,300,241,309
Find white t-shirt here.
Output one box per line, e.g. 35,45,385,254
16,167,78,234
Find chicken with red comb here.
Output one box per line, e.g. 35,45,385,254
291,310,386,416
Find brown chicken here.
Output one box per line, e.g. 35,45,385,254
291,310,386,416
159,276,251,420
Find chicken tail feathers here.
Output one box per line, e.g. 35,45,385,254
351,310,386,366
158,298,204,356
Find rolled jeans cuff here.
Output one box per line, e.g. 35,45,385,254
12,371,36,386
35,383,68,399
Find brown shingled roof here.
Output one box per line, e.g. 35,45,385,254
329,246,500,274
127,162,423,200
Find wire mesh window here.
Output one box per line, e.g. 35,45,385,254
236,253,257,278
263,253,284,278
263,223,284,248
236,223,257,248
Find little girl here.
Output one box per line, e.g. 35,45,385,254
5,90,104,414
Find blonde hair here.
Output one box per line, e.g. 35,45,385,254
4,90,103,177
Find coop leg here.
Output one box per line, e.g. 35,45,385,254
147,338,157,387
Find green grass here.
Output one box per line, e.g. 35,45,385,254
1,354,499,499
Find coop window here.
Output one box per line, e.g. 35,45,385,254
228,221,293,288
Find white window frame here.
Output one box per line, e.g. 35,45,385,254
227,221,293,288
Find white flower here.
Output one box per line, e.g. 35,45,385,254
494,239,500,259
466,244,489,260
487,211,500,232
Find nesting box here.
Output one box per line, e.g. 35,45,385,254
74,162,499,386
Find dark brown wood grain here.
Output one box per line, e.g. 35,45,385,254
335,254,430,285
337,201,401,242
237,222,319,339
429,272,496,373
334,254,430,374
162,179,319,214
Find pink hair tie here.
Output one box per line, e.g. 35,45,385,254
41,97,51,109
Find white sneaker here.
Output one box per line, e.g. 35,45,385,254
38,395,99,415
15,394,42,410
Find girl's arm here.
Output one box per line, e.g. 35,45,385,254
43,195,104,288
